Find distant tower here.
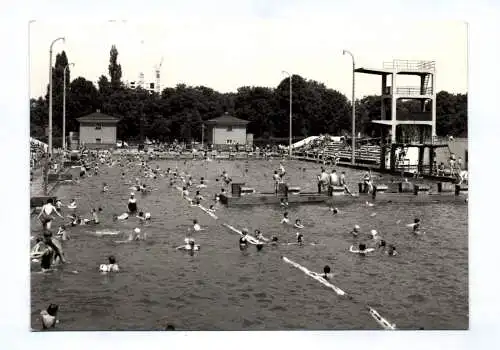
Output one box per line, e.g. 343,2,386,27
138,72,145,89
138,40,145,89
154,57,164,94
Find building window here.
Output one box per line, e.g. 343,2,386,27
95,124,102,130
96,138,101,143
227,126,233,131
226,139,232,144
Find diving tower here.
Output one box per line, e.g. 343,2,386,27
355,59,436,143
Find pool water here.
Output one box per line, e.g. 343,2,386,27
30,159,468,330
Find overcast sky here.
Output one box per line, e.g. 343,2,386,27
29,11,467,100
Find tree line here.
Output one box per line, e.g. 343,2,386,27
30,46,468,146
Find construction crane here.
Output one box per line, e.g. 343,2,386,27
154,56,164,94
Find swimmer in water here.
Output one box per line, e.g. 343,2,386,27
181,187,189,198
294,219,304,229
207,205,216,213
197,179,207,188
280,198,288,207
280,212,290,224
351,225,360,237
410,218,421,234
128,227,144,241
296,232,304,245
369,229,379,240
102,182,109,192
329,207,339,214
128,193,138,213
114,212,129,221
136,211,151,223
56,225,70,241
378,239,386,249
38,198,64,231
176,238,199,251
239,233,248,250
194,191,204,202
100,256,120,272
387,245,398,256
40,303,59,329
91,208,101,224
270,236,279,245
55,199,63,214
193,219,202,232
255,229,269,242
322,265,334,280
358,243,368,255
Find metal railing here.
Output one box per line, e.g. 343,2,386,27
395,86,433,96
383,59,435,72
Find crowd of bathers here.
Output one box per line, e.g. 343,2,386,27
32,149,426,330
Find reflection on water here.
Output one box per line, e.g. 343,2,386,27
31,160,468,330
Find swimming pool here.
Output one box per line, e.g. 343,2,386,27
30,159,468,330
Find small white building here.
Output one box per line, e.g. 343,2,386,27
204,113,249,146
77,110,119,149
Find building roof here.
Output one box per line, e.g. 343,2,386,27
77,111,119,123
204,112,249,126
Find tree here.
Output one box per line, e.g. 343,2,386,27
66,77,100,133
108,45,122,90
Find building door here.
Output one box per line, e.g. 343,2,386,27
96,138,101,144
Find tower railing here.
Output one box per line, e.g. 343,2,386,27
383,59,435,72
395,86,433,95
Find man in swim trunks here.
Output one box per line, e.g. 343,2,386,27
339,171,353,195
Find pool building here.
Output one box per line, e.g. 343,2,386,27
203,112,250,149
77,110,119,149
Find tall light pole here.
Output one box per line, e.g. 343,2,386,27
28,20,36,103
63,62,75,151
48,36,65,154
201,123,205,149
343,50,356,165
282,71,292,158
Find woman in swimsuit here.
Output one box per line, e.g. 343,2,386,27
38,199,64,231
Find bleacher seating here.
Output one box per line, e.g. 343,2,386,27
293,137,382,165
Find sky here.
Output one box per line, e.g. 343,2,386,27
29,16,467,100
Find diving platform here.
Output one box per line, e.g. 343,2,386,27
219,181,467,207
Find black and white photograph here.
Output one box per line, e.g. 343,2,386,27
27,15,469,332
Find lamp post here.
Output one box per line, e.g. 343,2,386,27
48,36,65,154
28,20,36,102
343,50,356,165
282,71,292,158
63,62,75,151
201,123,205,149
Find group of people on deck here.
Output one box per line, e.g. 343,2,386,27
317,167,353,195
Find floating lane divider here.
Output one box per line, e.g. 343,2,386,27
175,185,218,220
368,307,396,330
199,204,218,220
282,256,396,330
222,223,261,245
282,256,346,296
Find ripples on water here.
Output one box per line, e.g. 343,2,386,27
30,160,468,330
